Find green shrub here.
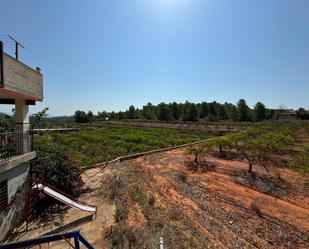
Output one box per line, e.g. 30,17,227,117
290,143,309,175
31,139,84,198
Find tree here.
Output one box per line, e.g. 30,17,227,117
128,105,136,119
30,107,49,129
158,103,172,121
208,102,217,117
254,102,266,121
186,103,198,121
224,103,239,121
118,111,125,120
237,99,251,121
110,111,116,120
97,111,107,119
74,110,90,123
142,103,156,120
218,105,228,120
199,102,209,118
87,111,94,120
186,144,207,165
235,129,294,173
296,108,309,120
171,102,181,120
208,136,234,157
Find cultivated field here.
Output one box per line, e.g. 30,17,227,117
11,122,309,248
34,125,214,166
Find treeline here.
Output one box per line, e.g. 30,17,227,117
74,99,309,123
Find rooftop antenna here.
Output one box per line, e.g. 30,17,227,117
8,35,24,61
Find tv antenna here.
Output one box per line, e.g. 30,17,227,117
8,35,24,60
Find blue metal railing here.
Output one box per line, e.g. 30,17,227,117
0,230,95,249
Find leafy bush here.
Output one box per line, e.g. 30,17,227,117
290,143,309,175
31,139,84,198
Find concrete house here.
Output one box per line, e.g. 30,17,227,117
0,41,43,241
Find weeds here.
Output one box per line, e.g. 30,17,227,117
179,171,188,182
251,201,262,217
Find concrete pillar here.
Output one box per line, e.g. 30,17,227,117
15,99,30,154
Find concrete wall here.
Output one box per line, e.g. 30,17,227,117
2,53,43,100
0,162,30,241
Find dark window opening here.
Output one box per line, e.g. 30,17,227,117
0,180,8,213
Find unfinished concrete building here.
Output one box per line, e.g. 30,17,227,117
0,41,43,241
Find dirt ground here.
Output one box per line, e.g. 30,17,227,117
8,167,116,248
8,148,309,249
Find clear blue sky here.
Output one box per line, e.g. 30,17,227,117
1,0,308,116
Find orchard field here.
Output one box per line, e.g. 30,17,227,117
34,125,214,166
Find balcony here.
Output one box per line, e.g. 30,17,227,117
0,42,43,103
0,130,36,174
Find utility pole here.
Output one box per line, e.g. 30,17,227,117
8,35,24,61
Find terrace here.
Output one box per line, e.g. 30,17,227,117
0,40,42,170
0,39,43,241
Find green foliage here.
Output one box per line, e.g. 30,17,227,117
186,143,208,165
235,127,294,173
290,142,309,175
30,107,49,129
142,103,156,120
74,110,91,123
157,103,172,121
208,136,234,156
254,102,266,121
296,108,309,120
0,110,15,131
35,126,213,166
31,138,84,197
72,99,307,123
127,105,137,119
237,99,251,121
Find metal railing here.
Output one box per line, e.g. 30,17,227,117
0,230,95,249
0,130,31,163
